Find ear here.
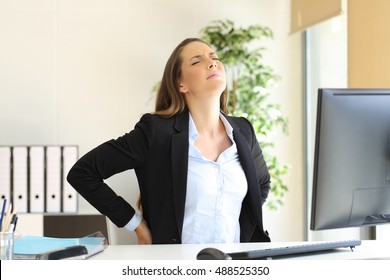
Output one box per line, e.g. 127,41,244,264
178,83,188,94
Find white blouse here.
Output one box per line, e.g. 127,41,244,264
181,113,248,244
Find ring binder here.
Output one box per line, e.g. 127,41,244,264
29,146,45,213
62,146,78,213
12,146,28,213
0,147,11,202
1,145,79,214
45,146,61,213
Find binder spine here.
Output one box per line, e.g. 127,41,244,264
0,146,11,202
46,146,62,213
12,146,28,213
1,145,78,213
62,146,78,213
29,146,45,213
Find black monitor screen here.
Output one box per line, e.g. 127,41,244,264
310,88,390,230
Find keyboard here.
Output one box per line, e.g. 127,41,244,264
196,240,362,260
230,239,362,259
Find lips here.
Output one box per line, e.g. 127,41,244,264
207,73,220,79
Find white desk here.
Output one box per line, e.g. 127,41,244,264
3,240,389,280
91,240,390,260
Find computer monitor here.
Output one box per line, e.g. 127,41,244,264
310,88,390,231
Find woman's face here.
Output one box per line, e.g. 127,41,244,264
178,41,226,100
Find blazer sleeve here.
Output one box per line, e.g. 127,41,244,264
66,114,155,227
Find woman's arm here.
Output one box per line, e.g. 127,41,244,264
67,114,154,227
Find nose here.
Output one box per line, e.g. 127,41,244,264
208,59,217,69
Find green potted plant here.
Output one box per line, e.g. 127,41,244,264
200,19,289,210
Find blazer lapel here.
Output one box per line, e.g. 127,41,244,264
170,112,189,239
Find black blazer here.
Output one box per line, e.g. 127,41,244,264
67,111,271,244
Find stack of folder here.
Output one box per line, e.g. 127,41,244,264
0,145,78,213
13,231,108,260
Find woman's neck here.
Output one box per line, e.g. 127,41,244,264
189,106,222,137
185,90,224,135
188,102,231,162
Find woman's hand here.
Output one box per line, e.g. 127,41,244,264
135,219,152,244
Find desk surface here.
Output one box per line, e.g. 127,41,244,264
90,240,390,260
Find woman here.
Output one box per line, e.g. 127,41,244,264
67,38,271,244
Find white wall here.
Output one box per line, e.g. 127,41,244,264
0,0,304,244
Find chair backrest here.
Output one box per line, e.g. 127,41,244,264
43,214,110,244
